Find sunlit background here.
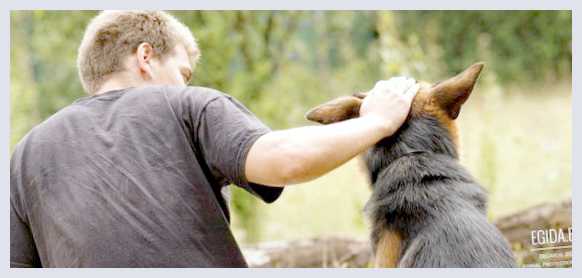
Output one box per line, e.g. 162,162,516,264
11,11,571,250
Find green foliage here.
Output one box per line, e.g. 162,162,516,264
10,11,96,149
172,11,382,129
395,11,572,83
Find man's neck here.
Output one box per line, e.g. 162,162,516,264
94,74,148,96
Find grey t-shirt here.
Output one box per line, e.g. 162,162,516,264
10,86,283,267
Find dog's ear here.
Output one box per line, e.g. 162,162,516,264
305,95,363,124
431,62,484,119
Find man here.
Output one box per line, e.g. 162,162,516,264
10,11,419,267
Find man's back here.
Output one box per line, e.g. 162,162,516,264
10,86,282,267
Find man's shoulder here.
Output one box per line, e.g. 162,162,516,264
163,85,229,102
160,85,240,116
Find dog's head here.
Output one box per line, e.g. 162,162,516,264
305,63,484,150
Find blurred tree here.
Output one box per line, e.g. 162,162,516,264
394,11,572,83
11,11,96,149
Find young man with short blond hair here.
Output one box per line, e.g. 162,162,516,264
10,10,418,267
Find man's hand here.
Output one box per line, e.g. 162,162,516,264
359,77,419,137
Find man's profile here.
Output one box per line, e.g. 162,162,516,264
10,10,418,267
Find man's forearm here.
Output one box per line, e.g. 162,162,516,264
246,116,390,186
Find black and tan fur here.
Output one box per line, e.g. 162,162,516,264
306,63,516,267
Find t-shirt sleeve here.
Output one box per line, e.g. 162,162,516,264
10,156,41,267
10,201,41,267
194,93,283,203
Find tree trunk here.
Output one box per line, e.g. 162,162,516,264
493,199,572,267
242,236,371,267
241,199,571,267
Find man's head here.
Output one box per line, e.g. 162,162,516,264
77,10,200,95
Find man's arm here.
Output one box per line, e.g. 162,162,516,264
246,77,419,186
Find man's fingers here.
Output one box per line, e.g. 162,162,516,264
374,77,405,92
404,83,420,101
372,77,416,96
400,79,416,96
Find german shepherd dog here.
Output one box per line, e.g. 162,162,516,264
305,63,516,267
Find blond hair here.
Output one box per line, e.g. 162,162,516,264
77,10,200,94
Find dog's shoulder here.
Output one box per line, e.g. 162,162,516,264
365,153,487,223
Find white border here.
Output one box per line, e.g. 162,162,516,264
1,1,577,278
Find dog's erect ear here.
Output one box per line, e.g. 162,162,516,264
305,96,363,124
431,62,484,119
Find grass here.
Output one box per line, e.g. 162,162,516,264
232,81,572,244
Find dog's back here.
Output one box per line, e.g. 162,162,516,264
364,117,515,267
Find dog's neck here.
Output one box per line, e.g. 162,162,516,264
365,116,459,185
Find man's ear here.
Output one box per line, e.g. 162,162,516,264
136,42,155,80
305,96,363,124
431,62,484,119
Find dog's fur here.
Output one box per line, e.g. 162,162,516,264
306,63,516,267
